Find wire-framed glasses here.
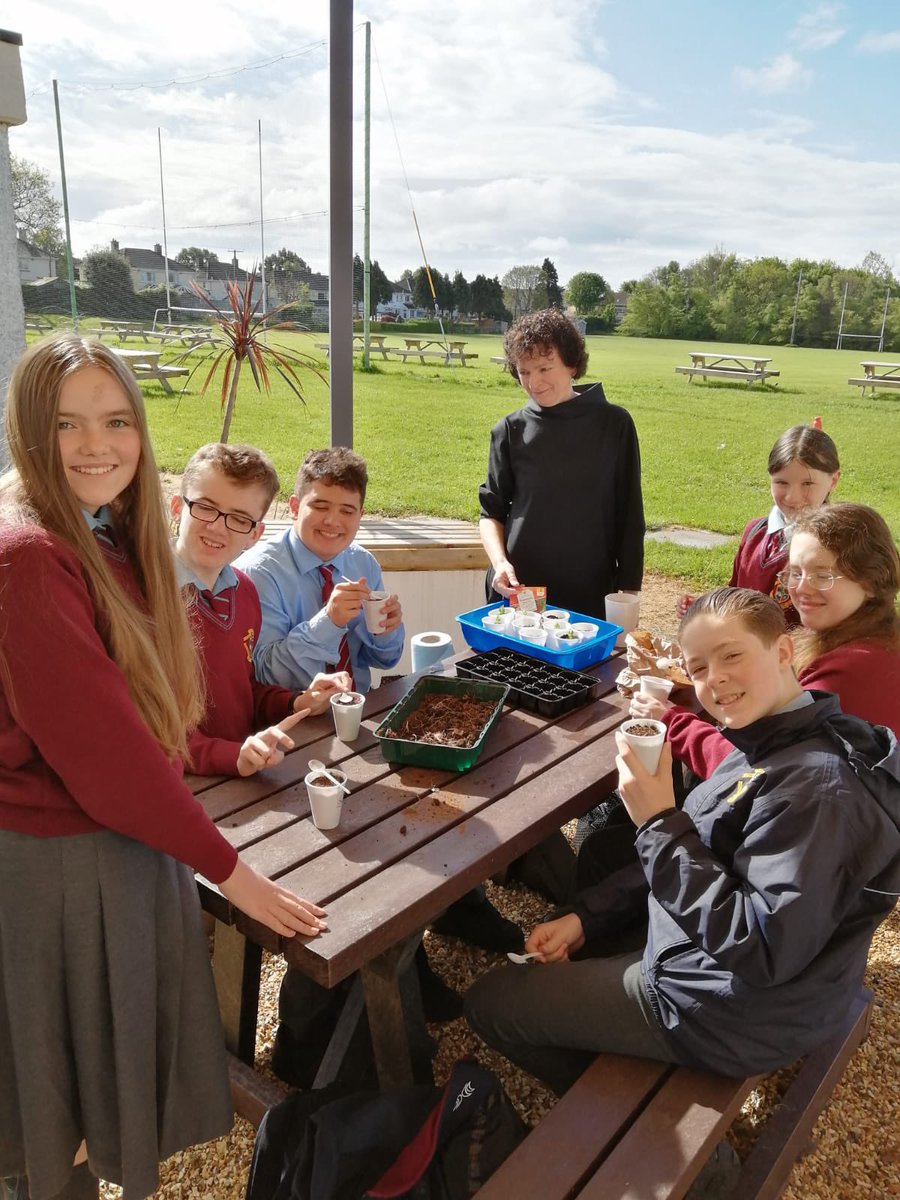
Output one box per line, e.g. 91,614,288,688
181,497,259,535
777,567,845,592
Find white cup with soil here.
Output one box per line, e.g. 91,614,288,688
605,592,641,647
305,768,346,830
364,590,390,634
331,691,365,741
620,718,667,775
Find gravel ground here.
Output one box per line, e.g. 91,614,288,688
97,572,898,1199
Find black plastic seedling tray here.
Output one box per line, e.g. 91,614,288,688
456,648,601,718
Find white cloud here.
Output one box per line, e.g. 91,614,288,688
857,29,900,53
734,54,813,95
790,4,847,51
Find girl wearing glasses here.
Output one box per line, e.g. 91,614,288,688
676,425,841,623
639,503,900,781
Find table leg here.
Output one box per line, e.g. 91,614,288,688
312,974,366,1088
361,935,435,1088
212,920,263,1064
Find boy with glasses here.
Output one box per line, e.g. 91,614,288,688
171,442,350,777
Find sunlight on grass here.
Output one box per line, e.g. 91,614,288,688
96,327,897,591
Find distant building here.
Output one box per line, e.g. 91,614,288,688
376,273,427,319
111,239,195,293
16,234,56,283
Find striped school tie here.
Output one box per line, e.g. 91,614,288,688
199,588,232,621
92,523,117,549
319,564,354,684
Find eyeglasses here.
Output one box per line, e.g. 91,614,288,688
180,497,259,535
777,567,846,592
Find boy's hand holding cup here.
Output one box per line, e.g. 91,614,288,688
327,577,368,627
363,589,402,635
615,721,676,826
630,677,675,723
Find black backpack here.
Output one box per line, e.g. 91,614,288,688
245,1059,526,1200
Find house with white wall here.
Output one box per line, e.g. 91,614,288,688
16,234,56,283
112,240,195,292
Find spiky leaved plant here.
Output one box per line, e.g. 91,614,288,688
178,271,323,442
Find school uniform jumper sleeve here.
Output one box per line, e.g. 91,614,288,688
663,706,733,780
0,531,237,883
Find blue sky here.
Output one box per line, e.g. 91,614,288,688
10,0,900,288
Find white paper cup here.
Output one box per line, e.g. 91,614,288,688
331,691,365,740
364,590,389,634
639,676,675,702
605,593,641,647
305,769,346,829
571,621,599,642
513,612,539,629
518,625,548,647
543,609,570,624
620,719,667,775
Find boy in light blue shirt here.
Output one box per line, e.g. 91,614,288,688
236,446,404,693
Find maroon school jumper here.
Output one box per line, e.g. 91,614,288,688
664,638,900,780
729,516,800,627
0,523,237,884
187,569,297,776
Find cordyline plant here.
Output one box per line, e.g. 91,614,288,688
175,271,324,442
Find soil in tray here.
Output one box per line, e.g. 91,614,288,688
387,692,498,748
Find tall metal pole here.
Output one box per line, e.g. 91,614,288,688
362,21,371,369
877,288,890,353
835,281,849,350
52,80,78,331
789,270,802,346
329,0,354,447
258,119,268,320
157,128,172,324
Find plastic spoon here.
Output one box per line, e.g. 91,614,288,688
506,951,541,964
308,758,351,795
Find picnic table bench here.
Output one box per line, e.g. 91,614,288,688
25,317,53,334
475,987,873,1200
848,360,900,395
676,350,780,386
315,334,393,361
96,320,151,343
111,348,189,394
388,338,478,366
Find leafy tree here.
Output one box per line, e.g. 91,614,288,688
175,246,219,269
264,248,310,273
11,154,65,256
411,267,437,311
859,250,895,284
353,254,392,315
541,258,564,309
470,274,510,321
451,270,471,316
80,248,134,305
564,271,610,315
502,264,545,320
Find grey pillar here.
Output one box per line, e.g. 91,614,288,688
0,29,27,455
328,0,353,448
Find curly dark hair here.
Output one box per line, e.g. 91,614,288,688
503,309,589,382
294,446,368,505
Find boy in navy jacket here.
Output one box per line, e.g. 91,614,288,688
466,587,900,1093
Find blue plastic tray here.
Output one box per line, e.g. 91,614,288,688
456,602,621,669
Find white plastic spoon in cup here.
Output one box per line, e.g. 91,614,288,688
307,758,351,795
507,951,540,964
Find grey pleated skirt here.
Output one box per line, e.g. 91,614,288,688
0,828,234,1200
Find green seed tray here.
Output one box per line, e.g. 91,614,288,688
373,675,509,771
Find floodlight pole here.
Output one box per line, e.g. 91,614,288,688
52,79,78,331
877,288,890,353
329,0,354,447
157,128,172,324
789,270,802,346
362,20,371,369
258,119,268,321
835,282,849,350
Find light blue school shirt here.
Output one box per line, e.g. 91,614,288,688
173,557,238,596
234,526,404,693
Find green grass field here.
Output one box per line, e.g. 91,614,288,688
33,325,900,588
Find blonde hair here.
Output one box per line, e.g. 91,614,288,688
791,502,900,670
1,334,203,758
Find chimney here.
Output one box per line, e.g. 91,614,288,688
153,242,162,256
110,238,119,252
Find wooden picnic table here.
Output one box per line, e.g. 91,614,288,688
97,320,150,343
111,347,189,394
675,350,779,386
189,650,629,1090
848,360,900,395
388,338,479,366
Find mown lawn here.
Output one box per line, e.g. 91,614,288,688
32,325,900,589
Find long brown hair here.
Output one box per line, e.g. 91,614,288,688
791,503,900,670
1,334,203,758
767,424,840,477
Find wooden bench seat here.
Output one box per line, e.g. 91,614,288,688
476,988,872,1200
848,375,900,393
675,366,780,386
131,363,190,393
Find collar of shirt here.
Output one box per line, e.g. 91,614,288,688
766,504,793,541
287,525,351,580
81,505,115,533
173,555,238,596
778,691,814,714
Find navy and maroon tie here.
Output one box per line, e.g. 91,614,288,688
319,564,354,684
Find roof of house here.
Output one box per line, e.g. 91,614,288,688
202,260,261,282
121,247,190,273
16,235,55,259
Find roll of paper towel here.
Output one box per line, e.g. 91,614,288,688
411,631,454,672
